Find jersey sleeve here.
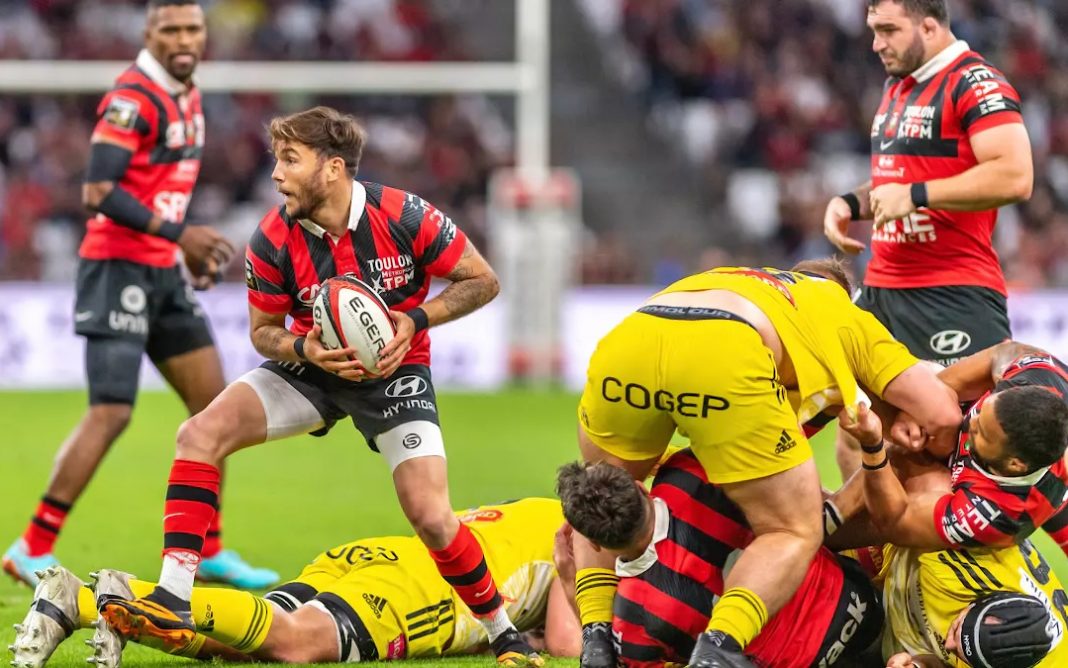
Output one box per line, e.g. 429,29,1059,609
952,63,1023,136
90,88,158,153
1041,502,1068,560
246,218,292,314
995,353,1068,398
401,193,469,277
934,487,1023,549
840,305,920,397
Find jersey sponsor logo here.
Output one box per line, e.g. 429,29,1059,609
165,121,186,149
774,429,797,455
871,211,937,244
367,254,415,291
382,398,437,419
153,191,190,223
119,285,147,313
600,377,730,418
386,634,407,659
897,104,937,141
110,285,149,334
874,154,905,178
103,96,139,130
817,590,869,667
362,593,387,618
385,375,428,398
930,330,972,356
456,509,503,523
941,496,1004,545
402,433,422,449
297,284,322,308
962,65,1011,115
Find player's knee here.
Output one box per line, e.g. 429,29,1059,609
406,505,456,548
86,403,133,439
175,412,228,461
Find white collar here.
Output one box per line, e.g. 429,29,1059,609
135,49,193,96
298,181,367,239
971,459,1051,487
616,497,669,577
910,40,969,83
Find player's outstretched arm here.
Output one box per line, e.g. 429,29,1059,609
935,340,1045,402
823,181,872,254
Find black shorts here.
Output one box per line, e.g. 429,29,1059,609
260,361,439,448
811,554,884,667
74,258,214,362
855,285,1010,365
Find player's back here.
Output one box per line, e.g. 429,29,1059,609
659,267,916,424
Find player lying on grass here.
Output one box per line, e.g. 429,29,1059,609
834,405,1067,668
9,499,580,668
556,453,884,668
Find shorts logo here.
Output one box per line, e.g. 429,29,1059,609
120,285,147,314
774,429,797,454
930,330,971,356
386,375,428,398
402,433,422,449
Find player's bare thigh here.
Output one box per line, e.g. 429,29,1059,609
577,423,660,480
175,380,269,464
253,604,339,664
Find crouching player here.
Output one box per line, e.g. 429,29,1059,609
556,453,883,668
9,499,580,668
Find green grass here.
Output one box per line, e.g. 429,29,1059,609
2,390,1067,667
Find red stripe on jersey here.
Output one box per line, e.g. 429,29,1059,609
620,577,708,634
380,186,406,221
248,291,292,313
1004,360,1068,384
330,232,360,277
247,247,283,285
366,204,402,271
285,229,321,294
613,617,671,665
656,537,725,594
259,209,290,250
651,484,752,549
423,229,467,277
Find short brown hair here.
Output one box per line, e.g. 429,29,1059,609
556,461,646,550
791,257,855,295
868,0,949,25
268,106,366,178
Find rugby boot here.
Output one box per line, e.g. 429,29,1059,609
491,628,545,667
3,539,59,588
8,566,81,668
580,622,616,668
98,587,196,656
84,569,136,668
687,631,755,668
197,550,279,589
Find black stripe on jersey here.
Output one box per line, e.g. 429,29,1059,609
618,638,666,663
1033,472,1068,513
114,82,201,164
946,550,996,592
938,553,986,595
394,189,425,239
406,598,451,621
958,549,1005,588
1043,504,1068,533
668,514,736,572
615,591,697,658
655,462,748,527
634,561,716,624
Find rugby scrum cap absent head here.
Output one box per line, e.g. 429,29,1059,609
959,592,1056,668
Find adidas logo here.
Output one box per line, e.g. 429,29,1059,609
363,593,387,618
774,429,797,454
200,604,215,632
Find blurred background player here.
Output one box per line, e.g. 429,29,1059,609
100,106,544,668
1,0,276,590
823,0,1033,477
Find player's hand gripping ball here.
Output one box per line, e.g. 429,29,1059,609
313,276,396,375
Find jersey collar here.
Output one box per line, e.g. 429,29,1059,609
969,456,1051,487
298,180,367,239
135,49,195,96
615,496,669,578
909,40,969,84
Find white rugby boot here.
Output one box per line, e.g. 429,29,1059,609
8,566,80,668
84,570,136,668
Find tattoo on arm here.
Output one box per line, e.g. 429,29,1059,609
429,240,500,326
991,341,1044,382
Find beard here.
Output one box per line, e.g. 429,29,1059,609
287,176,329,220
884,33,927,77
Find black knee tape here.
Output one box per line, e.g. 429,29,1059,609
86,337,144,405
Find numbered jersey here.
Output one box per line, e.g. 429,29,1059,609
880,541,1068,667
866,40,1023,294
79,49,204,268
936,353,1068,548
282,498,562,661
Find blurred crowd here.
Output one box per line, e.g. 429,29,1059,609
0,0,511,281
579,0,1068,288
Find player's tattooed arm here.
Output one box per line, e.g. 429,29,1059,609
422,239,501,327
937,340,1046,401
249,305,302,363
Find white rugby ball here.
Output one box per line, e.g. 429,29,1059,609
312,276,396,375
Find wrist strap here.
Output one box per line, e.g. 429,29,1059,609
839,192,862,221
157,220,183,242
860,440,884,454
408,307,429,333
910,182,929,209
863,455,890,471
293,336,308,360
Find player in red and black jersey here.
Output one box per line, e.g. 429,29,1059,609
822,0,1033,478
2,0,276,591
556,455,883,668
832,341,1068,554
101,107,543,668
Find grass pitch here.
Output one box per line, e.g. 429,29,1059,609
2,389,1067,667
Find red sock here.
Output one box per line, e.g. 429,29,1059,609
202,510,222,558
428,523,504,616
162,459,220,560
22,497,71,557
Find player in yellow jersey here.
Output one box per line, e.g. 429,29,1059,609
573,258,964,668
9,498,580,668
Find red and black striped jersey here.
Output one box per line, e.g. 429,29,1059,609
244,180,467,367
613,449,848,668
79,49,204,268
936,353,1068,548
866,40,1022,295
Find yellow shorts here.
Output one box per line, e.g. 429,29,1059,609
288,536,457,660
578,307,811,483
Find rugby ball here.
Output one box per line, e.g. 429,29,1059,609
313,276,396,375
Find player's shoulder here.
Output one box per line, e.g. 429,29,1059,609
251,205,294,252
361,181,414,221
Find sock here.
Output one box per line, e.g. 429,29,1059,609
77,586,97,628
203,510,222,559
428,523,510,641
575,568,619,626
706,587,768,650
133,579,274,653
158,459,220,601
22,496,71,556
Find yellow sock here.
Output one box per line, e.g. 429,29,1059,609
77,586,98,628
575,568,619,626
706,587,768,649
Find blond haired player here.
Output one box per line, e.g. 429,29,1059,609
574,260,963,667
9,499,579,668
